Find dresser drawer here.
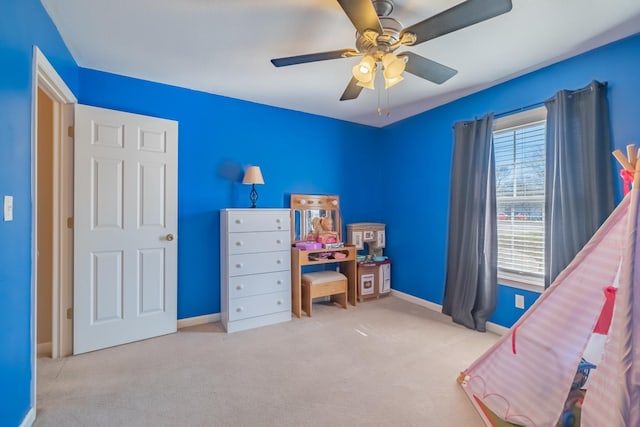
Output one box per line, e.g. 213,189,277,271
228,291,291,321
228,271,290,299
226,209,290,233
228,251,290,276
228,230,290,255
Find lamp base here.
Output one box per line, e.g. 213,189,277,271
249,184,258,208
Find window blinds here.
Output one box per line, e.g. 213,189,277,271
494,121,546,285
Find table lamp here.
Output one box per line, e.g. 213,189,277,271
242,166,264,208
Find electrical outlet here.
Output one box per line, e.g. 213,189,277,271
515,294,525,309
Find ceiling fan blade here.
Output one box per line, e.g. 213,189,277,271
271,49,358,67
399,52,458,84
337,0,383,36
401,0,512,46
340,77,364,101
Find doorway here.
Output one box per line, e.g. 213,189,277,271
32,47,76,366
36,87,55,358
31,46,76,423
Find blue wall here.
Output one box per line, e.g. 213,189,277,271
3,0,640,423
381,34,640,327
78,69,383,319
0,1,78,425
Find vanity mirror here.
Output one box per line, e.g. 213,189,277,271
290,194,341,243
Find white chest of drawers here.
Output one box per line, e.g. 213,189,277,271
220,208,291,333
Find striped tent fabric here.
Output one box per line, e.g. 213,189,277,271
581,180,640,426
459,185,638,427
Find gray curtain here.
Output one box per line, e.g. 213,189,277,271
443,114,497,332
544,80,615,287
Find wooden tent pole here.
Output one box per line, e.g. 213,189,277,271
626,144,637,166
613,144,639,195
613,149,634,172
634,156,640,189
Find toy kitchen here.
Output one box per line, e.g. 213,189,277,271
346,223,391,302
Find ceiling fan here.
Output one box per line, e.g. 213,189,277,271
271,0,512,101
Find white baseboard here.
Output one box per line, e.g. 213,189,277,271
486,322,509,335
177,313,220,329
20,407,36,427
391,289,508,335
391,289,443,312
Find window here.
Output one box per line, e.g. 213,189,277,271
493,107,546,286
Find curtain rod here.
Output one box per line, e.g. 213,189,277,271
495,101,545,119
495,80,607,119
456,80,608,126
453,102,545,128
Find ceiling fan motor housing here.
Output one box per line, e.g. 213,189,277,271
355,16,403,57
372,0,394,17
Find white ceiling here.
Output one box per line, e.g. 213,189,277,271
41,0,640,127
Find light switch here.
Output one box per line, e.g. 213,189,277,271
515,294,525,309
4,196,13,221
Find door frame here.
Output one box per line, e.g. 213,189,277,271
30,46,76,406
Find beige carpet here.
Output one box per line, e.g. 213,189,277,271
34,296,499,427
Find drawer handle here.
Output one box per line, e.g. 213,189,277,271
235,219,242,224
276,280,282,285
276,259,282,264
276,300,283,305
235,241,243,246
276,239,282,244
276,218,281,223
236,284,244,290
236,307,243,312
235,263,243,269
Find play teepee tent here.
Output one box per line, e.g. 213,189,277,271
458,147,640,427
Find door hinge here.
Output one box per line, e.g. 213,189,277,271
67,126,74,138
66,307,73,320
67,217,73,229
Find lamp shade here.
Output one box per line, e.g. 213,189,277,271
384,73,404,89
242,166,264,185
355,72,376,89
352,55,376,90
382,53,406,79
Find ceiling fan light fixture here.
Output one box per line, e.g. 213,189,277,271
356,76,376,90
384,73,403,89
381,53,407,89
382,53,406,79
354,55,375,75
352,55,377,90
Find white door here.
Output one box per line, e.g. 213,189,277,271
73,104,178,354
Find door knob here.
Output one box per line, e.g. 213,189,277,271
166,233,175,241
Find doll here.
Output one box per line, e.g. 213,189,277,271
310,215,339,244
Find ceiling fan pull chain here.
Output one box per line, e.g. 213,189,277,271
386,88,391,118
377,75,382,116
